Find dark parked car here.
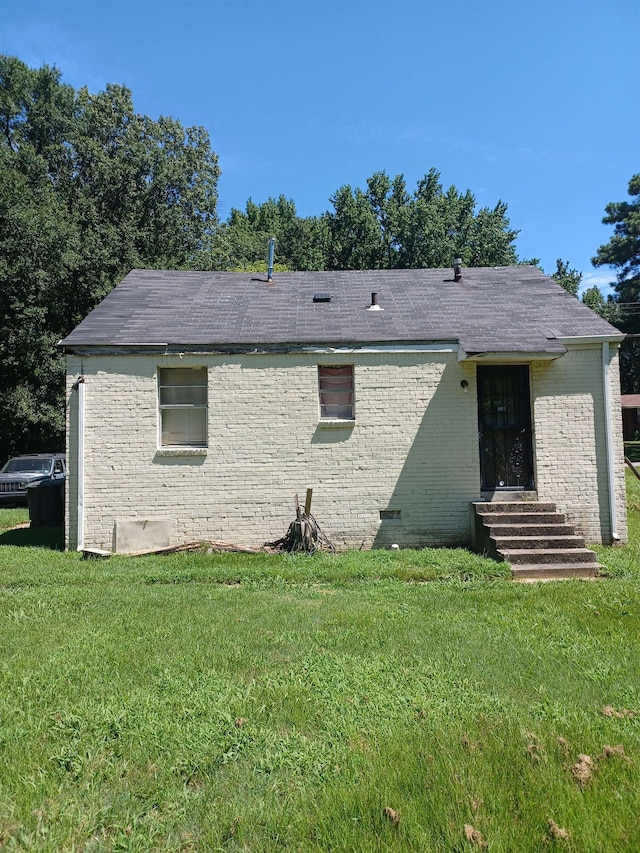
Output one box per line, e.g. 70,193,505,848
0,453,66,506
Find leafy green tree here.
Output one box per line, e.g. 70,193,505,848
0,55,220,461
592,175,640,392
592,174,640,304
216,195,327,271
324,168,518,270
581,285,618,322
221,169,519,273
325,183,387,269
551,259,582,297
464,200,518,267
363,171,409,267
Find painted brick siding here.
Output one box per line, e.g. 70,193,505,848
66,350,481,551
65,344,626,552
531,345,627,544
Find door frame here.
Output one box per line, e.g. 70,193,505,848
477,364,535,492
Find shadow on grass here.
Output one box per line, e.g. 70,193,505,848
0,525,64,550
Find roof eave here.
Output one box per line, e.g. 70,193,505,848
557,333,626,345
458,348,567,363
60,339,462,357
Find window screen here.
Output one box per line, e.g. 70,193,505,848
318,365,354,419
158,367,208,447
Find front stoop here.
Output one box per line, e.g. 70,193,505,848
473,500,602,581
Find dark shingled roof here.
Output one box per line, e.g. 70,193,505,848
60,266,622,353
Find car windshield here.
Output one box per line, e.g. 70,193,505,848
2,458,53,475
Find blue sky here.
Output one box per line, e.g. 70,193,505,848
2,0,638,293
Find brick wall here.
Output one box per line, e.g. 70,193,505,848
531,344,627,543
65,344,626,552
66,350,480,551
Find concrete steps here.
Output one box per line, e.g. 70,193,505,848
477,512,569,526
492,535,587,551
473,500,601,581
488,523,575,537
510,563,601,581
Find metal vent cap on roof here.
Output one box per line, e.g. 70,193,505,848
367,292,383,311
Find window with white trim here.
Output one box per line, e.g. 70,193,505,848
158,367,208,447
318,365,354,420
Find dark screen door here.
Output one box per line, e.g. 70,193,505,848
477,365,534,490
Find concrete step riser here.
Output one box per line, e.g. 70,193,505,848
492,536,586,550
474,502,557,515
499,549,598,566
481,513,566,526
488,525,575,537
512,566,598,580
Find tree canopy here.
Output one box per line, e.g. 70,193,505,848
214,195,328,272
592,175,640,392
219,169,519,272
0,55,541,459
550,258,582,297
592,174,640,303
0,55,220,460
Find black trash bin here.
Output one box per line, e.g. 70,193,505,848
27,479,65,526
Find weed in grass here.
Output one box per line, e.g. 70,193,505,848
464,823,488,848
602,706,636,719
382,806,401,826
571,753,594,786
547,818,571,841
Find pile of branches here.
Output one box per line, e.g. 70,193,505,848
266,491,335,554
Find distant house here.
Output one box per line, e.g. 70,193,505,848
60,265,627,555
621,395,640,442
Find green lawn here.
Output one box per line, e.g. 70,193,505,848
0,490,639,852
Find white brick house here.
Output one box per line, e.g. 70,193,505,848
60,266,627,553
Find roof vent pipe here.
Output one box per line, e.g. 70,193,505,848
453,259,463,282
368,291,383,311
267,236,276,282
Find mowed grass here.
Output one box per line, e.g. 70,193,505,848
0,493,639,851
